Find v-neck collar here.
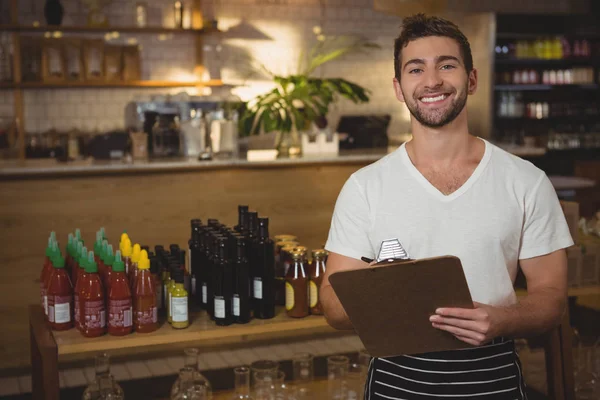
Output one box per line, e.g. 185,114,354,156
399,137,492,202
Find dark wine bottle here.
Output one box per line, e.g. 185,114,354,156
233,236,251,324
234,205,249,234
213,237,233,326
252,217,275,319
189,219,202,301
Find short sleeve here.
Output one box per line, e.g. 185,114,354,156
325,175,375,260
519,173,574,260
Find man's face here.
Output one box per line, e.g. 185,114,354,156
393,36,477,128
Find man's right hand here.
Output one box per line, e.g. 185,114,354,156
320,252,371,330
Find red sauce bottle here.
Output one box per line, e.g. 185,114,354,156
103,244,115,296
40,238,57,319
47,254,73,331
80,251,106,337
97,240,108,283
108,250,133,336
65,233,74,274
134,250,158,333
129,243,141,291
71,241,84,288
73,245,89,331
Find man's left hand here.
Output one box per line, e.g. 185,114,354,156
429,302,508,346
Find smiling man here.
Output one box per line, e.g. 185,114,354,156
321,14,574,400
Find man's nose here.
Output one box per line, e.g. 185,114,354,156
423,68,443,89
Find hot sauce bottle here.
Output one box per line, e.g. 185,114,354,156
80,251,106,337
252,217,275,319
129,243,141,291
65,233,74,273
150,255,163,312
309,249,327,315
47,253,73,331
108,250,133,336
71,241,83,287
93,232,103,264
73,245,88,331
134,250,158,333
285,250,309,318
171,268,189,329
41,238,57,318
232,237,251,324
121,238,133,276
97,240,109,282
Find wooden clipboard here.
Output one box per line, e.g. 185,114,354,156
328,255,474,357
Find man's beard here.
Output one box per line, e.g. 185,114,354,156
402,85,468,128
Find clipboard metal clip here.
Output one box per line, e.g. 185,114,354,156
376,238,411,262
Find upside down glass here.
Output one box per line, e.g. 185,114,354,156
328,355,350,400
292,352,314,398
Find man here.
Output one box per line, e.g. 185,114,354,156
322,14,573,400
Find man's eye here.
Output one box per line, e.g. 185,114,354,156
409,69,422,74
441,65,456,70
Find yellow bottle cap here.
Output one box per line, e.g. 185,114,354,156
138,249,150,270
121,238,132,257
120,232,129,245
131,243,141,263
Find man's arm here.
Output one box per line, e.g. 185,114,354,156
429,249,567,346
320,252,369,330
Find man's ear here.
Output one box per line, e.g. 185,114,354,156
393,78,405,103
468,68,478,95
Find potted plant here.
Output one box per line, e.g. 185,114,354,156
240,35,379,157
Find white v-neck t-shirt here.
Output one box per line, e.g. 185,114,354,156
325,138,574,306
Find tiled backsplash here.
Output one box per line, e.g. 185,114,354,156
4,0,411,136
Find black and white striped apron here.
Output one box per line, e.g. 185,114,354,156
365,338,528,400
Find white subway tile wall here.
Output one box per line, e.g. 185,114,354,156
10,0,411,135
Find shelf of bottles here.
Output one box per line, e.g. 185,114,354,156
39,205,328,340
493,34,600,149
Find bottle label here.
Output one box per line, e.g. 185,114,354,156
214,296,225,319
50,295,72,324
83,300,106,329
43,295,48,316
310,281,319,308
202,283,207,304
168,291,172,317
253,278,263,299
109,299,133,328
137,306,157,325
172,296,188,322
285,282,295,311
191,275,196,296
232,294,240,316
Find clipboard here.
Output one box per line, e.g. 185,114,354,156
328,255,474,357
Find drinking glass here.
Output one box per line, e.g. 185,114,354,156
327,355,349,400
292,353,313,398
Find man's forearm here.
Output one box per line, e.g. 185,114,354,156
501,288,566,338
320,285,354,330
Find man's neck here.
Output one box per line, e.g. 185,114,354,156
406,112,477,168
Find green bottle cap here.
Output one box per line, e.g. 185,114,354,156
94,232,102,256
112,250,125,272
100,240,109,262
50,231,56,242
50,240,61,260
45,237,54,257
67,233,74,256
100,227,106,239
105,244,115,267
79,246,88,268
53,254,65,268
85,251,98,273
75,228,82,241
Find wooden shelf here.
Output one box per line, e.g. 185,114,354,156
51,307,334,357
0,80,224,89
494,84,599,91
495,58,597,66
0,24,218,35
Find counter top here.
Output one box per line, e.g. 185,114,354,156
0,144,547,179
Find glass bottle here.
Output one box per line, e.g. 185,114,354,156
170,348,212,399
285,250,309,318
234,205,249,234
189,219,202,301
292,353,314,399
232,366,253,400
213,237,233,326
233,236,251,324
309,249,327,315
171,268,190,329
82,353,124,400
252,217,275,319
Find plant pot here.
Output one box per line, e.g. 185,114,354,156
44,0,64,26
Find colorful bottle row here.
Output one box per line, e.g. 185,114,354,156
495,38,594,60
40,230,162,336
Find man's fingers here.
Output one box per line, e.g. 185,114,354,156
429,315,489,334
436,307,479,319
431,322,487,343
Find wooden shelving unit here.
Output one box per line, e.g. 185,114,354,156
3,0,213,161
0,79,224,89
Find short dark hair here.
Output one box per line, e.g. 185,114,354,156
394,14,473,79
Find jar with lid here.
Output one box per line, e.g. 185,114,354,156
309,249,327,315
285,250,309,318
275,240,298,276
